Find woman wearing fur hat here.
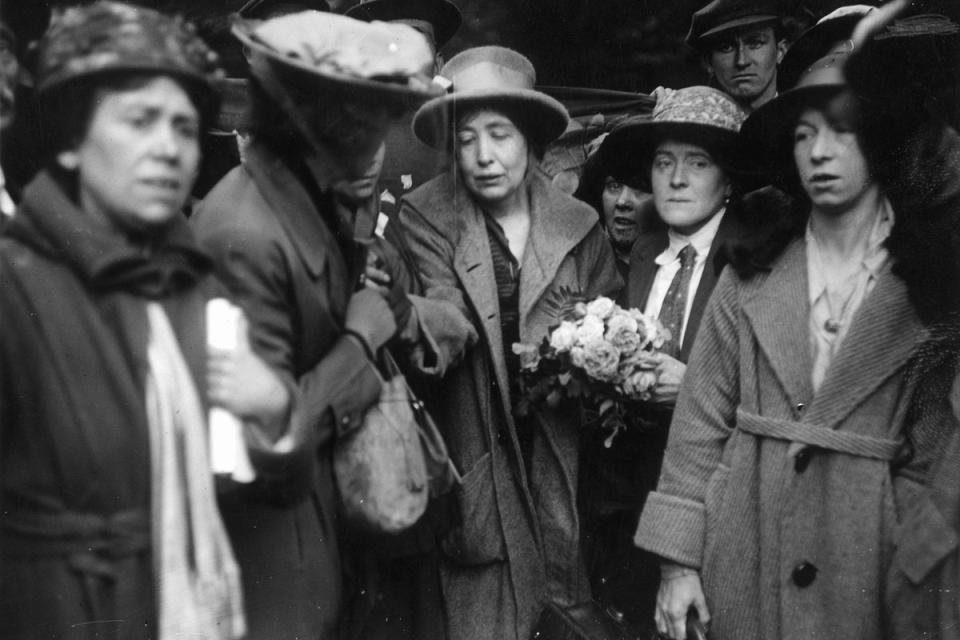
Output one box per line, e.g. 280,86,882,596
192,11,456,639
0,3,294,638
399,46,621,640
637,11,949,639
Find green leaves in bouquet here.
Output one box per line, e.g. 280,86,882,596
542,285,587,321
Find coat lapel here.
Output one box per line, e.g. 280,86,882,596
742,239,815,409
804,263,926,430
243,144,348,296
518,173,598,326
625,231,668,312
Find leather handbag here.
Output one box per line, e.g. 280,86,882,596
334,349,459,534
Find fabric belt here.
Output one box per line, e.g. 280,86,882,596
736,409,902,461
2,508,150,621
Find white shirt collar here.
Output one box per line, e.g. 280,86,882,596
655,207,726,266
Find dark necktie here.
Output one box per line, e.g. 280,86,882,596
658,244,697,357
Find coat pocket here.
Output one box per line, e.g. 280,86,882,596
441,452,508,565
893,491,959,585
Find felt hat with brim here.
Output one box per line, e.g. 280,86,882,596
232,11,442,111
598,86,749,186
35,1,223,107
412,46,569,150
686,0,782,49
346,0,462,48
777,4,874,92
739,45,851,180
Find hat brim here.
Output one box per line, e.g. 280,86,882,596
345,0,462,47
412,88,570,150
693,14,780,46
739,83,847,179
233,22,443,109
598,120,745,186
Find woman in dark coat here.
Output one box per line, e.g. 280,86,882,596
0,3,293,638
400,46,622,640
636,14,952,639
192,11,450,639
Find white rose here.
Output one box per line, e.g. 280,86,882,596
605,312,640,354
581,339,620,382
549,321,578,353
575,314,605,344
585,296,616,320
570,345,587,368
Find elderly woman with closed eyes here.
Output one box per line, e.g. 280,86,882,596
400,45,621,640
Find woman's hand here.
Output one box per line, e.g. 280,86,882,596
655,564,710,639
345,288,398,355
361,250,414,336
651,352,687,406
207,312,290,427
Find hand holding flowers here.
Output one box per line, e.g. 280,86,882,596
512,295,671,446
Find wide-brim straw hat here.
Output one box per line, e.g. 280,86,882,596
232,11,443,110
346,0,462,48
412,46,569,150
686,0,782,49
35,1,223,108
598,86,749,185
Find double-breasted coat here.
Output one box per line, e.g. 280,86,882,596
400,168,622,640
635,236,927,640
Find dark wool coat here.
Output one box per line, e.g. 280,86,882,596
0,173,218,638
400,168,622,640
635,236,927,640
193,143,386,640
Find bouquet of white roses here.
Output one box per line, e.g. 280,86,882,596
512,294,670,446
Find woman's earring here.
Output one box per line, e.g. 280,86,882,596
56,150,79,171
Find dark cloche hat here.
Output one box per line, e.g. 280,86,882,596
345,0,462,48
35,1,223,102
777,5,874,92
686,0,783,49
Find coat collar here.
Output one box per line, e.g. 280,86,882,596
243,143,349,285
742,237,926,428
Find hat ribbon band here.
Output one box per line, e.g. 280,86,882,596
450,61,533,94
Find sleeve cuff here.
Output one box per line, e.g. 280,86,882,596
634,490,707,569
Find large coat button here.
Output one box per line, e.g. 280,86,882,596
794,448,813,473
792,562,818,588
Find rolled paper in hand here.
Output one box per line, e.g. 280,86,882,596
206,298,256,483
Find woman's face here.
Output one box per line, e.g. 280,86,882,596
601,176,653,251
456,109,529,208
793,93,873,214
651,139,731,235
59,76,200,233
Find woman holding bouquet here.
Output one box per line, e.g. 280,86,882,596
400,46,621,640
637,11,950,640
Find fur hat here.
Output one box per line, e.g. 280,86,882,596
233,11,441,110
412,45,569,150
345,0,462,48
598,86,748,184
36,1,223,103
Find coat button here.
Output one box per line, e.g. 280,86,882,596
792,562,818,588
795,402,806,413
341,415,351,426
794,448,813,473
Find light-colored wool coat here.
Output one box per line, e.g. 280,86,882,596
635,237,926,640
401,168,622,640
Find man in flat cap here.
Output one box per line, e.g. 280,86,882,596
687,0,788,111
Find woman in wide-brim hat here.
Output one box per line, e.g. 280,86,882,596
400,45,621,640
0,2,296,639
636,8,950,639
